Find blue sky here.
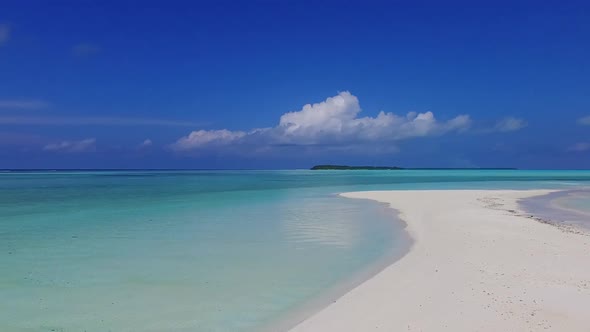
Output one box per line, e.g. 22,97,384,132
1,0,589,169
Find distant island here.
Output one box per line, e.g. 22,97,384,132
310,165,517,170
311,165,403,170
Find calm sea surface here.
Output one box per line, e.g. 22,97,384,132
2,170,590,331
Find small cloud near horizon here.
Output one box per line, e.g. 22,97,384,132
493,117,527,132
568,142,590,152
43,138,96,153
72,43,101,56
139,139,153,148
0,23,10,46
577,116,590,126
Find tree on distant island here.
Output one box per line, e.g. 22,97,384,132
310,165,517,170
310,165,404,170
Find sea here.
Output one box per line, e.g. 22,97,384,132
1,169,590,331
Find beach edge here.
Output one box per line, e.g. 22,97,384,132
290,189,590,332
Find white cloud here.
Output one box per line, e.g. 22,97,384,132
72,43,101,56
139,139,153,147
43,138,96,153
172,129,246,151
578,116,590,126
273,92,470,143
0,100,48,110
172,91,471,152
568,142,590,152
493,117,527,132
0,24,10,46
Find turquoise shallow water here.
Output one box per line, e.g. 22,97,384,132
557,192,590,214
2,170,590,331
521,188,590,230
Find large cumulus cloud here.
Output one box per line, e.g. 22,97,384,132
171,91,471,152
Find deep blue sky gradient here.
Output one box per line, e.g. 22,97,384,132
1,0,589,168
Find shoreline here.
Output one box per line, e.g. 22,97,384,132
262,197,413,332
290,189,590,331
520,189,590,234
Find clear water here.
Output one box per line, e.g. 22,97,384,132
2,169,590,331
521,188,590,230
557,192,590,214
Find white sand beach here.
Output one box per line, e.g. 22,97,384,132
291,190,590,331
